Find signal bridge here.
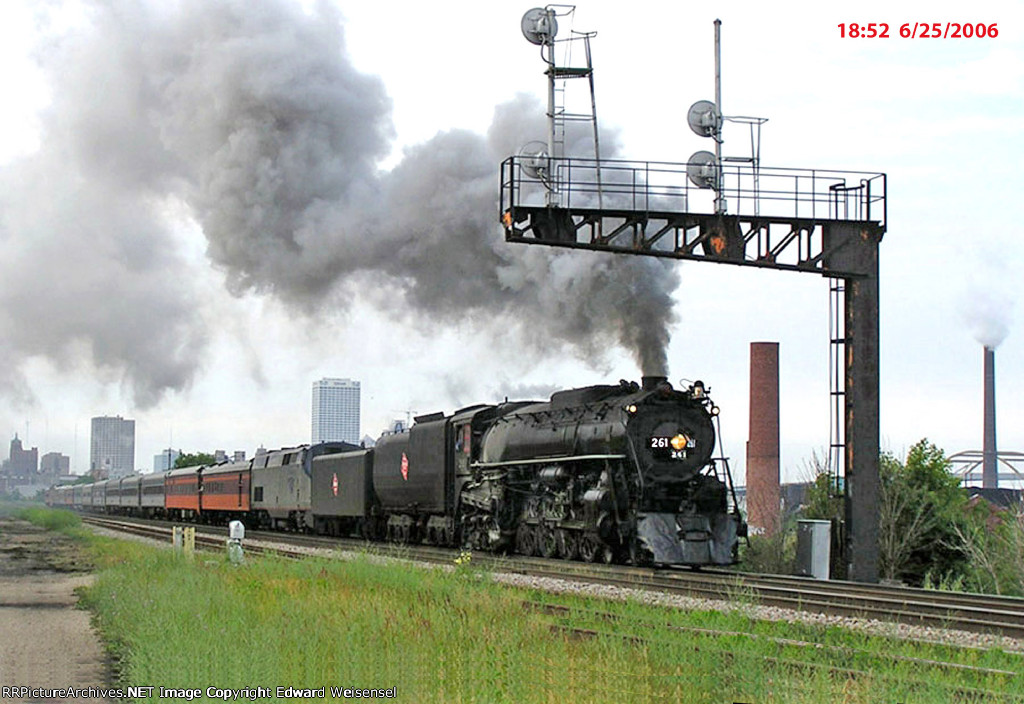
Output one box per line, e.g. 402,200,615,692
501,156,885,278
506,6,887,582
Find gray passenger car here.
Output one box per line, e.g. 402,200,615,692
140,471,166,517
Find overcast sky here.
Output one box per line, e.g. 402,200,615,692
0,0,1021,485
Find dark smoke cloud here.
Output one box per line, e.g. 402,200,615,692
1,0,680,408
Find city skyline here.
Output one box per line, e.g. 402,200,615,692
0,0,1020,486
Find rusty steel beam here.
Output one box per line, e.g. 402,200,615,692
824,221,882,583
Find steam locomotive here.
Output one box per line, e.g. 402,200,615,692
48,376,745,566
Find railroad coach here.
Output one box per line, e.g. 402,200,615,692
200,460,250,522
119,475,143,515
165,466,201,520
46,485,72,508
103,477,122,512
82,482,97,510
140,471,166,518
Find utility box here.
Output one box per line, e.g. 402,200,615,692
796,519,831,580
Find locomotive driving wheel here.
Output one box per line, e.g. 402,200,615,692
629,539,654,567
555,529,579,560
516,524,538,556
538,527,558,558
578,535,602,563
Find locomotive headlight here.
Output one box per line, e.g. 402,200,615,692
710,405,720,416
670,434,689,451
625,404,638,414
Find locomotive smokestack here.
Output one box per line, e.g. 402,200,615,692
642,375,668,391
983,345,998,488
746,342,780,536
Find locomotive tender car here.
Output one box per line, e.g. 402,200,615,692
48,377,745,566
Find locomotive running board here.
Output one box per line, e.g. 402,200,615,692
471,454,626,469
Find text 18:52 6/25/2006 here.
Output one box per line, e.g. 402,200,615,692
838,23,998,38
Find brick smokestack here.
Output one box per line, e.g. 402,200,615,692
747,342,780,535
983,346,998,489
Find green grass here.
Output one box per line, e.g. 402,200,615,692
16,508,1024,703
0,499,46,518
14,505,84,532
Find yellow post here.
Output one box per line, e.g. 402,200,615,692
183,527,195,557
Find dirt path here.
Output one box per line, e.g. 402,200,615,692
0,518,115,704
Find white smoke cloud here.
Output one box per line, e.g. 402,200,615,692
965,285,1013,350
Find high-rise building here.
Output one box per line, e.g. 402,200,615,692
90,416,135,479
311,378,361,445
2,435,38,480
153,448,180,473
40,452,71,477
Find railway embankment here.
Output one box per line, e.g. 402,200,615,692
0,507,115,703
8,508,1024,703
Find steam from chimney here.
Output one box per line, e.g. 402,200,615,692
964,275,1013,350
0,0,679,407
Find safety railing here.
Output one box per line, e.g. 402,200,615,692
500,156,886,229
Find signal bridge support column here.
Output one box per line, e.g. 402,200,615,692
827,222,881,583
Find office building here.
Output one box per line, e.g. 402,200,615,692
153,449,180,473
311,378,361,445
40,452,71,477
3,435,38,479
90,416,135,479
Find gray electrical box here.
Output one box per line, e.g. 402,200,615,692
796,519,831,580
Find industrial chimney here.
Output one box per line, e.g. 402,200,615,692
983,346,998,488
747,342,780,535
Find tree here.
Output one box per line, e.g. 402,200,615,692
878,439,967,585
797,450,846,578
174,452,216,469
954,499,1024,596
799,450,843,523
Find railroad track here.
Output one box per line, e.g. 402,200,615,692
81,515,1024,642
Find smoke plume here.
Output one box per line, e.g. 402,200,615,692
0,0,679,407
963,271,1014,350
966,291,1012,350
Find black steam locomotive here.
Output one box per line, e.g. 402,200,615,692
313,376,744,565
